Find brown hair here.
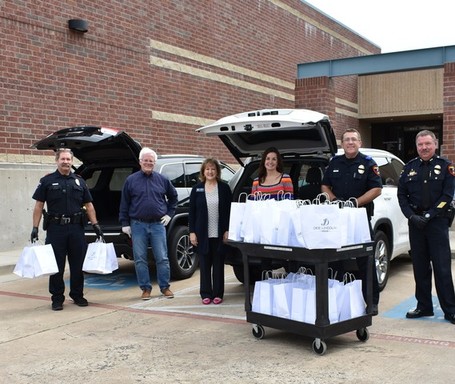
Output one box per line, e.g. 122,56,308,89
341,128,361,142
258,147,283,183
199,158,221,182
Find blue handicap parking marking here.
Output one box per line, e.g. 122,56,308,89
382,295,446,323
82,270,137,291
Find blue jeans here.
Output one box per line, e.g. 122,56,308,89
131,219,171,291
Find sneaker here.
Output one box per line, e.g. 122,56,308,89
141,289,151,300
73,297,88,307
52,302,63,311
161,288,174,299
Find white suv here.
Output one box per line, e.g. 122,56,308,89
198,109,410,290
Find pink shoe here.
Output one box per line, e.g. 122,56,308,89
202,298,211,305
213,297,223,305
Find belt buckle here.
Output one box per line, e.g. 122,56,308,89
61,217,71,225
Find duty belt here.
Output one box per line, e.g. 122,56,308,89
48,213,83,225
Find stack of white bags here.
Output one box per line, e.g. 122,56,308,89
252,269,366,324
228,193,372,249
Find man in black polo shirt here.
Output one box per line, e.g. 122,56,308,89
321,128,382,315
31,148,103,311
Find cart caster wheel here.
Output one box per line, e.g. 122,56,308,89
312,339,327,355
356,328,369,342
252,324,265,339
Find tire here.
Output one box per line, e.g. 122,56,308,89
356,328,370,342
168,225,199,280
252,324,265,339
232,265,262,284
312,339,327,355
374,230,390,291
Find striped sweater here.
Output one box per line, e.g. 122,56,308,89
250,173,294,200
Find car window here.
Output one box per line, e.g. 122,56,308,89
110,168,135,191
375,156,402,187
85,170,101,189
160,163,185,188
185,163,202,187
220,164,235,183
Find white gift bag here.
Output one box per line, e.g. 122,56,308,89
303,286,317,324
252,279,274,315
299,204,343,249
339,273,366,321
83,240,119,274
272,280,294,319
274,199,299,246
352,207,372,244
290,284,308,322
33,244,59,277
252,272,283,315
228,202,246,241
14,242,58,278
259,199,281,245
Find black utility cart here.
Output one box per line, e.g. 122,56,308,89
229,241,375,355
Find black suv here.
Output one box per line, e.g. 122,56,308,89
33,126,235,280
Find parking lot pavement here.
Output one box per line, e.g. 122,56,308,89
1,254,455,384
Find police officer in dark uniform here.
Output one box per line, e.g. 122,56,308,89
398,130,455,324
322,128,382,315
30,148,104,311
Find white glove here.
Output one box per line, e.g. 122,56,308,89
160,215,171,226
122,226,132,238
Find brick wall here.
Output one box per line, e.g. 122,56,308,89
0,0,379,164
295,75,361,141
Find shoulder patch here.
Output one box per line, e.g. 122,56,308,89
372,165,380,176
448,164,455,177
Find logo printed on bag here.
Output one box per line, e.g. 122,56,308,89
313,217,338,233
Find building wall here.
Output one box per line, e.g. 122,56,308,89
295,67,454,158
1,0,379,162
443,63,455,161
295,75,361,144
358,69,443,118
0,0,380,250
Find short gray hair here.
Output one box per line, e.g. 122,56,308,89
139,147,157,160
415,130,437,144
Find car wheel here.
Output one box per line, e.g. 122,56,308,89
168,225,198,280
232,264,262,284
374,230,390,291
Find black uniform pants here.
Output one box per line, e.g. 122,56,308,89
409,216,455,315
46,223,87,303
199,238,225,299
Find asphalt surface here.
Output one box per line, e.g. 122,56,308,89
1,236,455,384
